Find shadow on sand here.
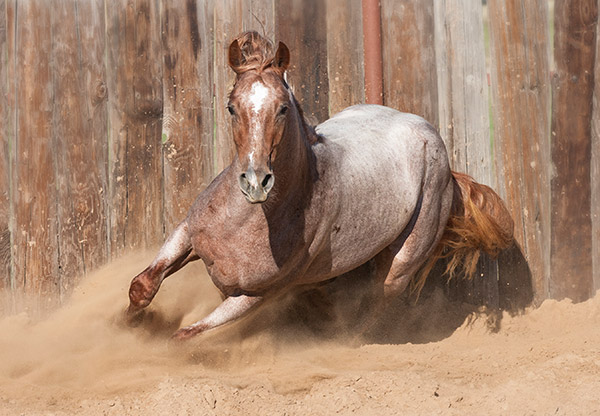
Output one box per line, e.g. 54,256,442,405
232,242,535,346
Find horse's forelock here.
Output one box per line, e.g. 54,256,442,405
231,31,278,75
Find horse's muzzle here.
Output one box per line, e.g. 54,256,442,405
238,168,274,203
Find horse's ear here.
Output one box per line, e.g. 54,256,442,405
273,41,290,73
228,39,244,74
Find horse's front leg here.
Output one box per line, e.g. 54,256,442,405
171,294,264,340
126,221,198,323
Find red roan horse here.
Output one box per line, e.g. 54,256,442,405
127,32,514,341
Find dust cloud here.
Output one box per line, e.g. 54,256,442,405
1,252,599,415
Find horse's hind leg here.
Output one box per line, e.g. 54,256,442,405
127,221,199,320
381,177,453,300
359,177,453,336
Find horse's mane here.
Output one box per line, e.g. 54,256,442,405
230,31,276,74
292,94,319,145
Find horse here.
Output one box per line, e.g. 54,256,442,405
126,31,514,341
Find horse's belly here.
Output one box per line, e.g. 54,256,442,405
325,196,415,277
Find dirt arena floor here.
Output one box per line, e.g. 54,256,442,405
1,252,599,415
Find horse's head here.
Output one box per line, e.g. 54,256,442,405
227,32,291,204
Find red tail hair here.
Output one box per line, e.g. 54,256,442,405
413,172,514,295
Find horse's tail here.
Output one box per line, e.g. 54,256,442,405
413,171,514,295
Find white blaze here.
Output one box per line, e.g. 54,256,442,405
246,81,271,163
249,81,269,114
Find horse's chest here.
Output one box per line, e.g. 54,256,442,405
191,217,293,295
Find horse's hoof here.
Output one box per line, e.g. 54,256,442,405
170,325,199,342
125,306,147,328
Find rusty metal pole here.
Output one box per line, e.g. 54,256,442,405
362,0,383,104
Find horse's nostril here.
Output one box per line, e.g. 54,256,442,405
262,174,272,188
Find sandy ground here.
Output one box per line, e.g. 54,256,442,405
1,252,599,416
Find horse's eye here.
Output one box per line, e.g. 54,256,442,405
278,105,288,117
227,104,235,116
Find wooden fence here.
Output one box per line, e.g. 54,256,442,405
0,0,598,312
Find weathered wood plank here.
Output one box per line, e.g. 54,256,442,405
593,11,600,295
381,0,437,127
213,0,242,174
550,0,597,302
106,0,164,256
326,0,364,115
161,0,214,234
488,0,551,304
50,0,109,299
434,0,497,307
275,0,329,124
0,0,12,292
77,0,110,269
434,0,492,185
12,0,59,307
242,0,274,39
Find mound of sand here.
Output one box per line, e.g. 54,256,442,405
1,252,599,415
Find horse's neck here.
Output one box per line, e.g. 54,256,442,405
272,105,317,202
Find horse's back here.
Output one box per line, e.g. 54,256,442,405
307,104,451,279
317,104,443,152
314,104,449,201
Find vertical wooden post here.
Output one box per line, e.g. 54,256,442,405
50,0,109,298
105,0,164,257
380,0,437,126
593,9,600,295
326,0,365,115
434,0,497,307
434,0,491,186
488,0,551,305
242,0,275,39
213,0,242,174
12,1,59,308
0,0,12,292
161,0,214,234
275,0,329,123
550,0,597,302
362,0,383,105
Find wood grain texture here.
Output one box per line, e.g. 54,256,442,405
161,0,214,234
0,0,11,291
12,1,59,306
550,0,597,302
50,0,109,298
1,1,595,309
77,0,111,270
593,12,600,295
326,0,364,115
488,0,551,304
242,0,274,39
275,0,329,124
434,0,498,307
105,0,164,257
213,0,242,174
434,0,492,186
381,0,437,127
